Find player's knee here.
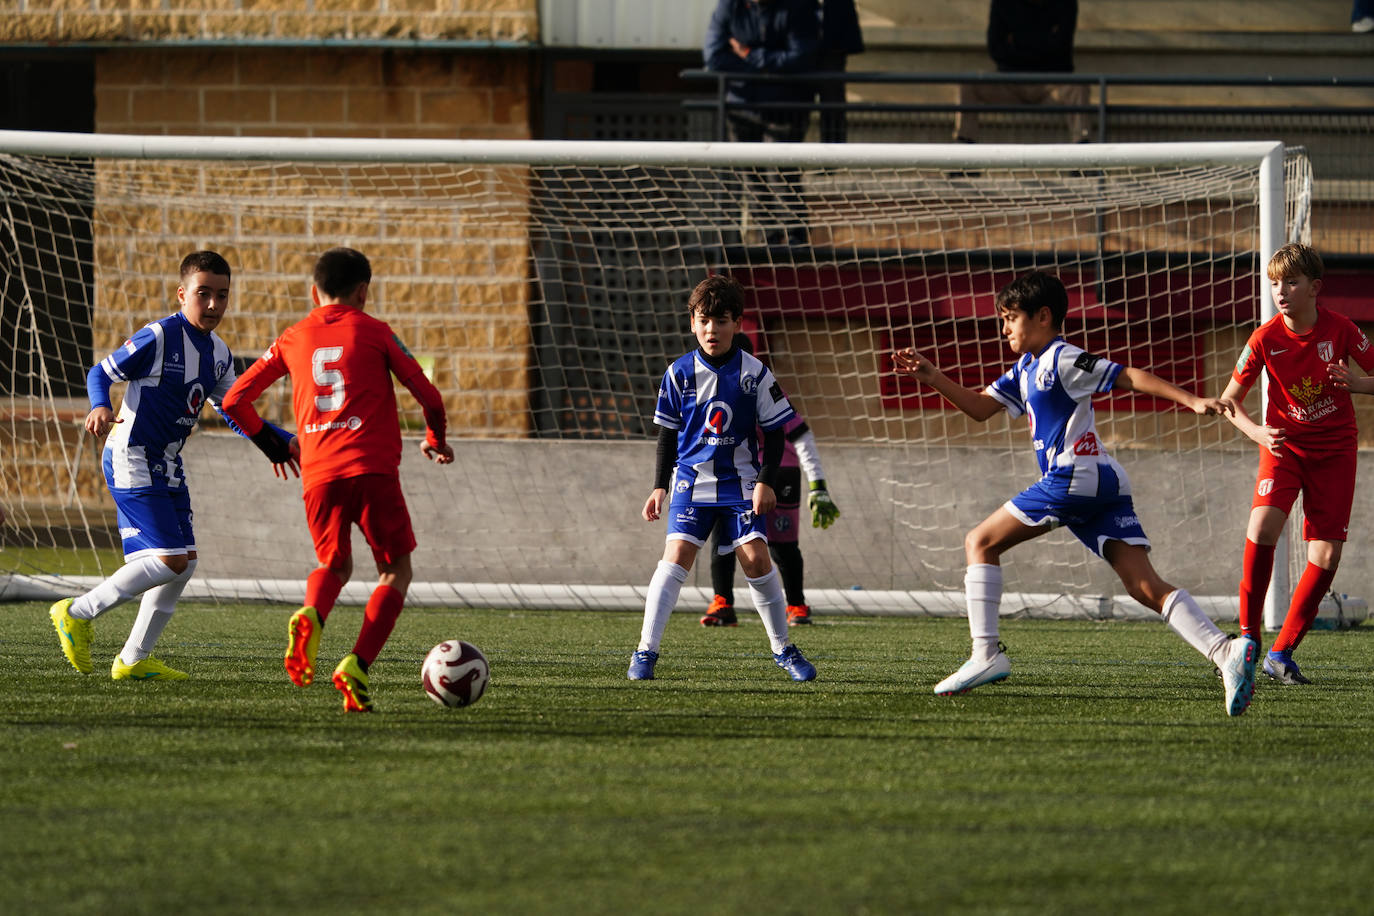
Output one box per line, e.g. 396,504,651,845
964,528,997,563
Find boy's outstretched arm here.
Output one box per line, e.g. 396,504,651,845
892,347,1003,421
1215,376,1286,457
1115,366,1233,416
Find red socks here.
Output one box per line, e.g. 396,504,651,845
1271,563,1337,653
352,585,405,667
305,567,344,622
1238,539,1275,642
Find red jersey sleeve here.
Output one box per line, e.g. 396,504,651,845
386,330,448,448
1231,326,1266,392
220,343,290,436
1345,316,1374,374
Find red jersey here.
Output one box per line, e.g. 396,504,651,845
1232,306,1374,450
222,304,447,492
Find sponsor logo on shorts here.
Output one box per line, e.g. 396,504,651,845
119,526,141,540
1114,514,1139,529
1257,478,1275,496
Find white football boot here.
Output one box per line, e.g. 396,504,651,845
1218,635,1258,716
934,646,1011,696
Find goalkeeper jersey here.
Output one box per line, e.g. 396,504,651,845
91,311,236,491
654,346,795,505
223,304,447,493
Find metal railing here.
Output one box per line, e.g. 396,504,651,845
676,70,1374,259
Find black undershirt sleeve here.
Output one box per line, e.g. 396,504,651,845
653,424,677,490
757,425,785,488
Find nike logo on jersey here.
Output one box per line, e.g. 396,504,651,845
1269,348,1288,356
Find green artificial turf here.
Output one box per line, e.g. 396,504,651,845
3,602,1371,915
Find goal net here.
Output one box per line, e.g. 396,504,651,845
0,134,1306,618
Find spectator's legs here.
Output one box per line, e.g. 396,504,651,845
817,51,849,143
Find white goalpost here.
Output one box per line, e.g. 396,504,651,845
0,131,1323,620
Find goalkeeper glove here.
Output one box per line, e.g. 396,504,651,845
249,425,293,465
808,480,840,529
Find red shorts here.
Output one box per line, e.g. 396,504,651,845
1252,444,1356,542
303,473,416,568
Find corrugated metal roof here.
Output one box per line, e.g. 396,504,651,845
540,0,719,49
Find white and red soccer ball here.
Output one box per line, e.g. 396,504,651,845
421,640,490,708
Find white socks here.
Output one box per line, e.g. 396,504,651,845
746,567,790,655
638,560,688,653
1161,588,1230,664
70,555,180,620
637,559,792,656
120,558,196,665
966,564,1003,661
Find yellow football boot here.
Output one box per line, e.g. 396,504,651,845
331,653,372,712
111,655,189,681
49,598,93,674
284,606,323,687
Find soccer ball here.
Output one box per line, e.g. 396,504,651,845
421,640,490,708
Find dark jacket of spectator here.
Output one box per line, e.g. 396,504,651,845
821,0,865,55
704,0,821,114
987,0,1077,73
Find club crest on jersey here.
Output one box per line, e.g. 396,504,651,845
1318,340,1333,362
1035,364,1056,392
215,359,228,378
741,374,757,395
674,479,690,493
700,400,737,445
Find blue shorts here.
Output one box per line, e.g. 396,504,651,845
667,499,767,553
110,485,194,561
1005,477,1149,559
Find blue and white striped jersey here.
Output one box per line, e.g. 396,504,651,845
92,312,236,491
654,347,795,505
984,337,1130,498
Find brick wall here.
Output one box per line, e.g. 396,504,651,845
0,1,536,44
88,46,534,441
